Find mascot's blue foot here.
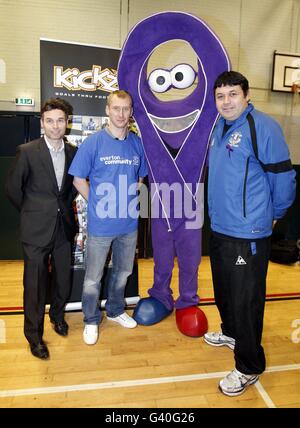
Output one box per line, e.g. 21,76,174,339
133,297,173,325
176,306,208,337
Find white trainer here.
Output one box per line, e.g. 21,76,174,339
204,331,235,350
107,312,137,329
219,369,259,396
83,324,98,345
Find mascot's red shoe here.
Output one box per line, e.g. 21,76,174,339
175,306,208,337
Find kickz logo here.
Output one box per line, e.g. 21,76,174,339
54,65,118,92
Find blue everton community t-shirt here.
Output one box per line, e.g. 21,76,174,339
69,129,147,236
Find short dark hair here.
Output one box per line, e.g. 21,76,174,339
41,98,73,118
214,71,249,97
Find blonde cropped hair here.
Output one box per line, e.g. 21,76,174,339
107,90,133,107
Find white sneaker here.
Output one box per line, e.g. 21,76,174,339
107,312,137,329
219,369,259,396
83,324,98,345
204,331,235,350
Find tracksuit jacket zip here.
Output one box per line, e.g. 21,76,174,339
243,157,250,218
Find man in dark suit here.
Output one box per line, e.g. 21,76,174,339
6,98,77,360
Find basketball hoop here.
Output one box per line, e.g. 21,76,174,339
291,81,300,94
290,80,300,109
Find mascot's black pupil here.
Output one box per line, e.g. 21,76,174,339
175,72,184,81
156,76,165,85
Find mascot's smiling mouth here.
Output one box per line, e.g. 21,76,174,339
149,109,199,133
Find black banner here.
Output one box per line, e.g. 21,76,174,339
40,39,120,115
40,39,138,305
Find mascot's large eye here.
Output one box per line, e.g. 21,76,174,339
170,64,196,89
148,69,172,93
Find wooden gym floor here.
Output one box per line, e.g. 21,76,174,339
0,257,299,408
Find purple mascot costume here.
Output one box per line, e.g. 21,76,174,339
118,12,230,336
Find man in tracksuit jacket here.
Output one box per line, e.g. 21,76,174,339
204,71,296,396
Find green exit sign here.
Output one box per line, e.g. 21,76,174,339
15,98,34,106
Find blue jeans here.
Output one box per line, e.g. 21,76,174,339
82,230,137,325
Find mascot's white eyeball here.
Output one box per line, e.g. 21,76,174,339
170,64,196,89
148,69,172,93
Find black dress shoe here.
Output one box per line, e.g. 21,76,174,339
30,342,49,360
51,320,69,336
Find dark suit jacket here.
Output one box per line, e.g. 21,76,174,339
5,137,78,247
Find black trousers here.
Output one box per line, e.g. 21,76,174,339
22,215,72,345
209,232,271,374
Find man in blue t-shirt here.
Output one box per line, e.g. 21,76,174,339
69,90,147,345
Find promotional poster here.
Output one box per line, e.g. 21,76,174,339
41,39,120,270
40,39,138,303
